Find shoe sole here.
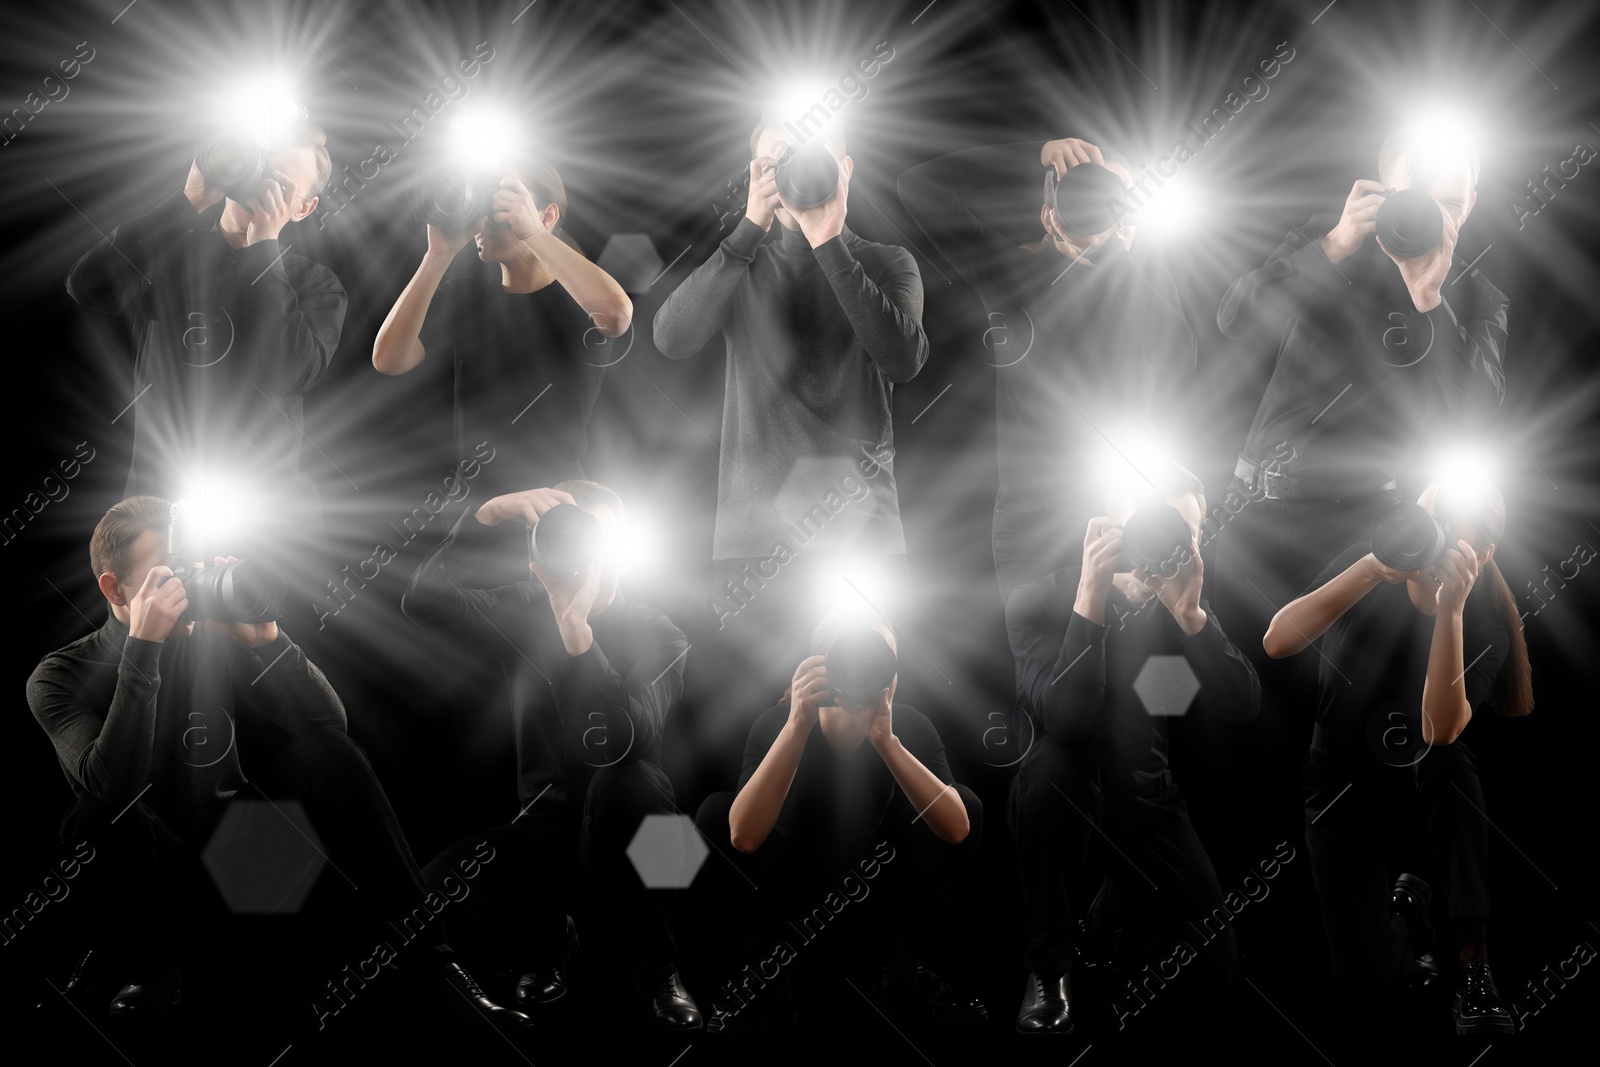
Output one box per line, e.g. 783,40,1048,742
1455,1017,1516,1036
1015,1021,1075,1035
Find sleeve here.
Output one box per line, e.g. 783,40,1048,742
651,217,766,358
1005,578,1107,743
894,707,955,785
26,638,164,807
1171,600,1261,724
1427,285,1509,420
548,609,687,767
64,190,201,317
1123,251,1198,380
736,706,787,790
417,276,463,359
228,631,348,735
895,141,1044,307
400,507,539,666
236,251,347,398
1216,216,1346,341
1301,542,1374,598
1460,610,1511,714
809,240,928,382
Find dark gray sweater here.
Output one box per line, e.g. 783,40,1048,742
652,217,927,559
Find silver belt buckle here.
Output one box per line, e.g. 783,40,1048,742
1257,465,1284,501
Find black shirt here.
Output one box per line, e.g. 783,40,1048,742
65,191,346,550
1218,215,1508,486
897,142,1196,504
653,219,927,559
739,702,952,846
402,507,687,807
1305,543,1509,765
419,274,602,498
1006,565,1259,796
26,614,346,822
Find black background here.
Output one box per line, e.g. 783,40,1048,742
2,0,1597,1063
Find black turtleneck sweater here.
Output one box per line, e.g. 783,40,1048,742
27,614,346,821
652,217,927,560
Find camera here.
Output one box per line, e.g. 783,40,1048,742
1116,503,1194,577
1369,501,1450,570
161,501,286,623
823,626,897,707
528,504,601,581
1374,188,1443,259
195,128,270,203
1046,162,1127,236
773,141,840,209
411,165,499,229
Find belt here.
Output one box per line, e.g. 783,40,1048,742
1233,456,1397,502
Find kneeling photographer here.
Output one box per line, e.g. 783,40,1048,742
1265,476,1533,1036
26,497,526,1033
1005,463,1259,1035
693,614,986,1033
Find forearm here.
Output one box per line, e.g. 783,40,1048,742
374,254,452,374
877,736,968,843
252,271,345,396
1182,614,1262,724
1265,564,1379,658
65,190,197,313
1430,299,1508,418
652,219,763,357
729,719,807,852
241,633,347,734
75,641,163,804
1422,610,1472,745
519,232,632,337
813,240,928,382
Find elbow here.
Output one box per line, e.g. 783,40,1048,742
371,340,406,376
941,811,971,845
592,302,632,339
728,825,763,855
1262,622,1297,660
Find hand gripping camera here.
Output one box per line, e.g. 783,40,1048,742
162,500,286,623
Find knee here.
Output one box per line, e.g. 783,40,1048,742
694,791,737,848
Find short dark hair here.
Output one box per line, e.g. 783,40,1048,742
90,496,170,581
282,116,333,199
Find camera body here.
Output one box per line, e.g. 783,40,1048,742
1046,162,1127,237
1115,503,1194,577
162,500,285,624
822,626,897,707
528,503,601,581
772,141,840,209
1370,501,1451,571
412,165,500,229
1374,187,1443,259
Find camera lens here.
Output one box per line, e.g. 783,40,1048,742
1374,188,1443,259
177,559,286,624
195,129,266,201
530,504,601,580
824,627,897,706
774,142,840,209
1370,502,1449,571
412,167,493,228
1119,503,1194,576
1052,162,1127,236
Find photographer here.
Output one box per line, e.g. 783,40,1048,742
374,156,632,579
897,136,1196,601
652,113,927,658
400,480,702,1031
26,497,527,1031
1265,478,1532,1035
1005,464,1258,1033
1213,126,1506,708
65,113,346,593
692,615,985,1033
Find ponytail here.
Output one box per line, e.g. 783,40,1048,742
1483,558,1534,717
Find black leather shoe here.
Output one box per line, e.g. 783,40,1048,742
439,961,535,1032
1015,971,1072,1034
878,964,988,1028
1391,873,1436,956
1454,960,1515,1036
108,966,182,1019
38,949,111,1015
648,970,703,1031
516,914,579,1008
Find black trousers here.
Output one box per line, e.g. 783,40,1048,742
58,730,445,983
692,785,983,986
421,760,682,987
1008,737,1238,984
1305,726,1492,992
